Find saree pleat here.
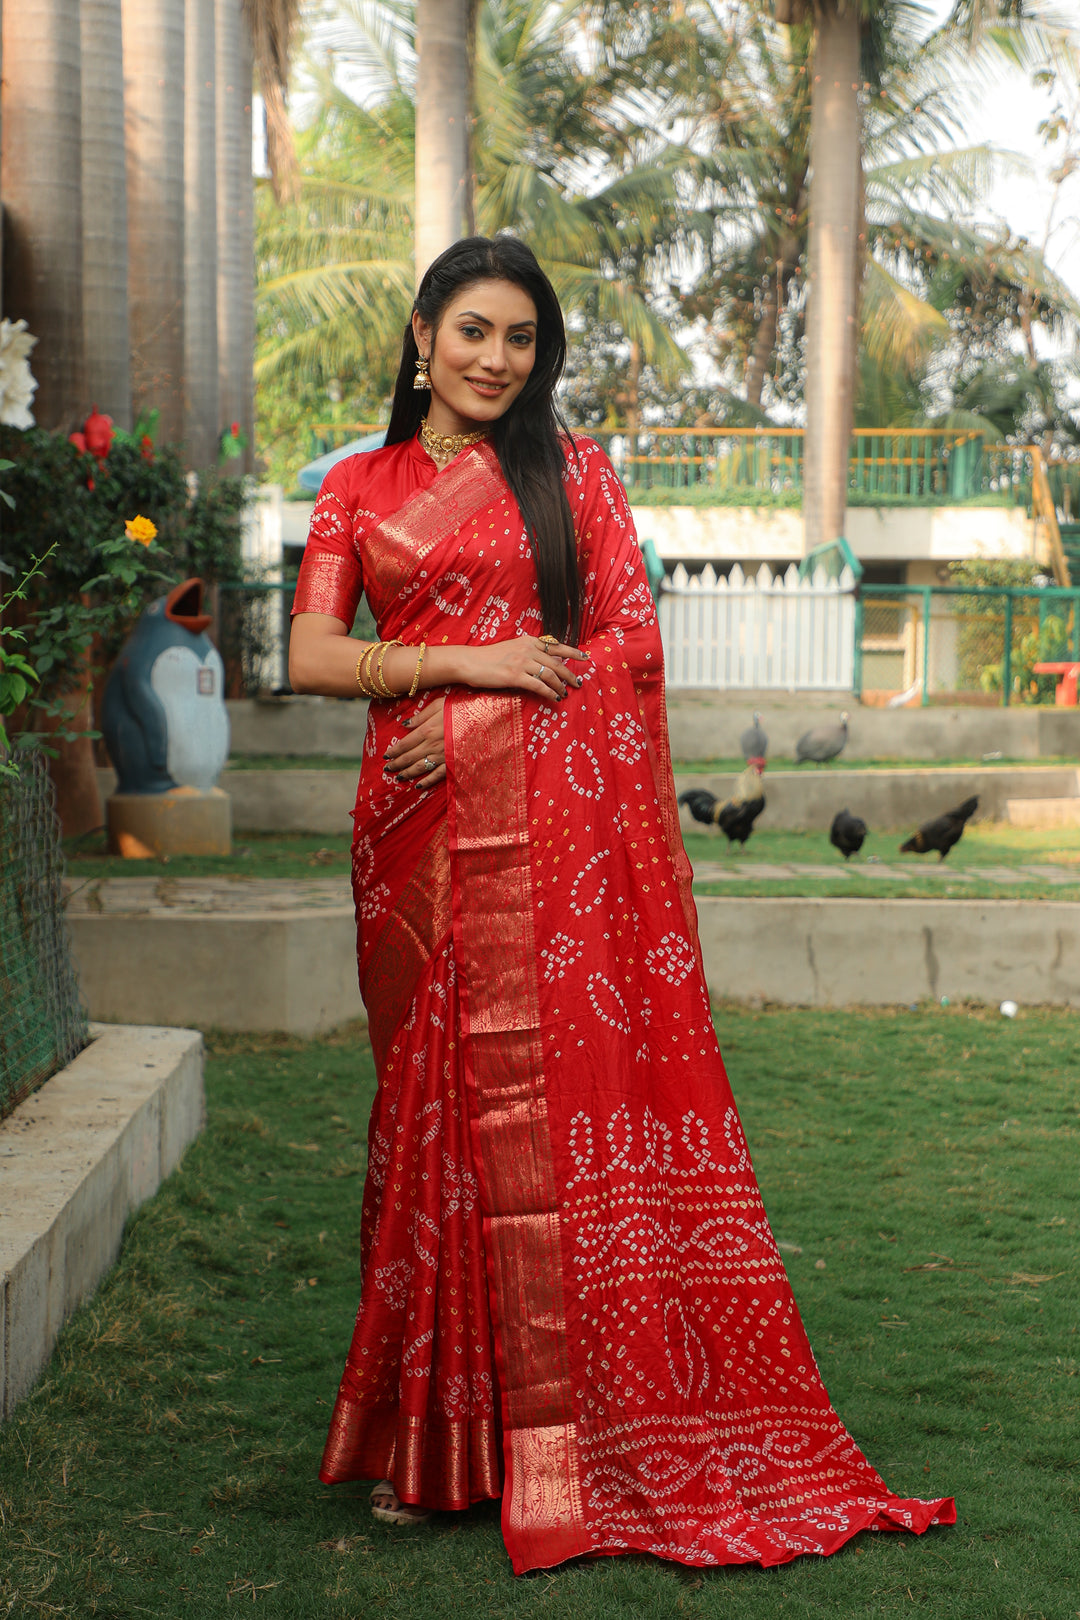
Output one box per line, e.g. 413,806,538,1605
297,437,954,1570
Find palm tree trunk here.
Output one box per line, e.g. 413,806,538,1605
242,0,300,205
122,0,187,444
81,0,133,428
803,1,862,554
0,0,86,428
217,0,255,474
414,0,469,282
185,0,220,467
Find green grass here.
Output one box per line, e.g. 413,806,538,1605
222,757,366,773
64,829,354,883
685,824,1080,901
2,1007,1078,1619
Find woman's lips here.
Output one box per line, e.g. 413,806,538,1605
465,378,508,396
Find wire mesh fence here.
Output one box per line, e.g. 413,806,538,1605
0,750,87,1122
858,586,1080,705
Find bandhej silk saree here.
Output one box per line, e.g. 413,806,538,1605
292,434,954,1575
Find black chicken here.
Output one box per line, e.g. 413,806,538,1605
899,795,978,860
829,808,867,859
679,764,765,847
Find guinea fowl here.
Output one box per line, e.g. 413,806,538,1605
795,711,849,764
899,796,978,860
830,808,867,859
678,762,765,847
740,710,768,767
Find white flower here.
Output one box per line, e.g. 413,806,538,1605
0,319,38,430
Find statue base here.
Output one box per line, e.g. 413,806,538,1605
107,786,232,858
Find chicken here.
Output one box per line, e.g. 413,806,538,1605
795,711,849,764
829,808,867,859
739,710,768,767
678,763,765,847
899,796,978,861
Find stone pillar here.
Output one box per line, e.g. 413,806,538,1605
81,0,133,428
216,0,254,475
0,0,86,428
184,0,219,468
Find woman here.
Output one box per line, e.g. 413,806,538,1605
289,235,953,1575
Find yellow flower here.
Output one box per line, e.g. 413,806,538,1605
125,514,157,546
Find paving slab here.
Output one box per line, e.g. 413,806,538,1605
0,1025,204,1418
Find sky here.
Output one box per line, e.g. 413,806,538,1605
914,0,1080,302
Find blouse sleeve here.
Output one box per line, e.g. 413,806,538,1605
290,457,364,625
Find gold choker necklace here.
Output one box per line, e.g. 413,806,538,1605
419,417,490,466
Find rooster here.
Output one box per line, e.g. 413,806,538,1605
899,796,978,861
678,762,765,847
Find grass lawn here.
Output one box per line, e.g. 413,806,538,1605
2,1006,1077,1619
63,830,355,883
671,756,1079,774
685,824,1080,901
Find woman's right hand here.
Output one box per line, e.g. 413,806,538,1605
456,636,589,704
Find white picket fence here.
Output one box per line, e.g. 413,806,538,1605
658,562,856,690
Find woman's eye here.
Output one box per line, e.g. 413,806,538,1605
460,324,484,339
510,333,533,346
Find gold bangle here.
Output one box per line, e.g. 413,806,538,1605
374,638,405,698
356,642,379,697
408,642,427,699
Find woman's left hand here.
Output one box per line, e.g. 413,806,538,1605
383,696,446,788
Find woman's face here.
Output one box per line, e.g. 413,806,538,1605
414,278,538,436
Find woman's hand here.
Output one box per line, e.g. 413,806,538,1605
457,636,588,703
383,696,447,789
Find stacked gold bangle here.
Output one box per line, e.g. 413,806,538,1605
354,639,428,701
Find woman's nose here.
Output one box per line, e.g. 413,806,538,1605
479,341,508,373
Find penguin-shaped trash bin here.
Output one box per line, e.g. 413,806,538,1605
102,578,231,856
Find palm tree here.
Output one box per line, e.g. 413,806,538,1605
243,0,302,204
255,0,686,419
415,0,472,278
775,0,1078,553
0,0,86,428
185,0,221,468
123,0,187,444
81,0,132,428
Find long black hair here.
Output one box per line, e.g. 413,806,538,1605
385,235,582,643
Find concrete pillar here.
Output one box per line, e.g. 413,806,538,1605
215,0,254,475
122,0,186,443
0,0,86,428
184,0,220,467
81,0,133,428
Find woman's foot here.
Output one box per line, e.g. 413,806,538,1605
370,1480,431,1526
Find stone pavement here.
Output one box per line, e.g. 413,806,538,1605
63,857,1080,919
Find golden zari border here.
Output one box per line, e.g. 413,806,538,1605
362,823,452,1070
447,691,587,1568
363,441,506,619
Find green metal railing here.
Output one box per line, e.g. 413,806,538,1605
857,583,1080,706
307,422,1058,505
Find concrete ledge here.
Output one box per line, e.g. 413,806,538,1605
676,765,1079,832
214,693,1080,763
0,1024,204,1418
67,906,363,1035
94,764,1080,836
1006,797,1080,828
697,896,1080,1007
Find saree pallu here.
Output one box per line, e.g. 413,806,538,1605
302,437,954,1573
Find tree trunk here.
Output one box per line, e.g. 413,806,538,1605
0,0,86,428
803,2,862,554
217,0,255,474
123,0,187,444
185,0,220,468
414,0,469,283
82,0,133,429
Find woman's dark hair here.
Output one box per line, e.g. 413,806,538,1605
385,235,581,643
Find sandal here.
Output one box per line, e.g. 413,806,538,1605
370,1480,432,1527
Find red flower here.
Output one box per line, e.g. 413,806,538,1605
83,405,114,462
140,434,155,463
230,421,240,436
69,431,88,455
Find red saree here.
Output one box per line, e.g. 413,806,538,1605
292,434,955,1575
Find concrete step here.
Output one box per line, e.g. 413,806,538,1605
1006,797,1080,828
95,764,1080,836
0,1025,204,1417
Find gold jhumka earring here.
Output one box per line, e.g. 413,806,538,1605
413,354,431,390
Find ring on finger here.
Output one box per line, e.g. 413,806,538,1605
423,756,435,772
